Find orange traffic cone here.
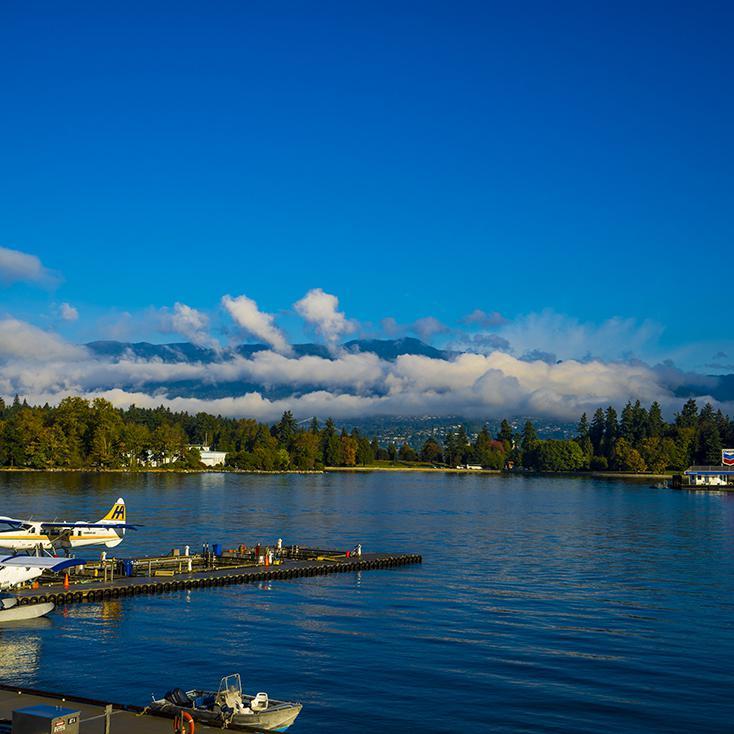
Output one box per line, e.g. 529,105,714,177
63,574,70,590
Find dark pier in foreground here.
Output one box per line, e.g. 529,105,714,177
0,685,167,734
15,552,422,607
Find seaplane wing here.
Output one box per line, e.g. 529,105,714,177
0,555,85,591
0,556,84,571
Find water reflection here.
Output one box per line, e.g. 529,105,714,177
57,600,123,622
0,624,46,678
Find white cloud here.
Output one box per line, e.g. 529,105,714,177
159,302,217,348
0,319,86,362
0,246,58,287
294,288,356,349
222,294,291,354
59,303,79,321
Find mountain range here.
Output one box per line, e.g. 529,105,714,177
83,337,734,404
86,336,449,364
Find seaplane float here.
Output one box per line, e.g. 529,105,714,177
0,498,138,622
148,674,302,731
0,555,85,622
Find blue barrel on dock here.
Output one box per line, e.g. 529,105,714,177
121,559,134,577
212,543,222,558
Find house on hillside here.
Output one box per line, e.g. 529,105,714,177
188,445,227,467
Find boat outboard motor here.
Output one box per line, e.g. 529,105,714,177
165,689,193,708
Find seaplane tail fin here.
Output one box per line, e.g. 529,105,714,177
100,498,126,525
100,498,126,547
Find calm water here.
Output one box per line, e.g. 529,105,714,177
1,472,733,733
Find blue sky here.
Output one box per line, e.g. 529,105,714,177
1,1,732,371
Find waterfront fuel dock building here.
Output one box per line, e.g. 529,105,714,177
680,466,734,487
675,449,734,487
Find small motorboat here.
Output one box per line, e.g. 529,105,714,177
649,481,671,489
148,674,302,732
0,594,54,623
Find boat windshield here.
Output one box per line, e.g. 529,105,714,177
217,674,242,697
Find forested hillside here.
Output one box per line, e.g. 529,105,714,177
0,395,730,473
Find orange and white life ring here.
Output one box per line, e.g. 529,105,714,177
173,710,195,734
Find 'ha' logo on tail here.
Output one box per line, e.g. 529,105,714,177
101,498,126,524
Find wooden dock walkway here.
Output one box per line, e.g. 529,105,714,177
14,552,422,607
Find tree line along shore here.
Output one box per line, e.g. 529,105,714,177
0,395,731,474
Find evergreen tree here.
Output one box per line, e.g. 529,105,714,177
630,400,649,443
497,419,514,447
715,410,730,442
589,408,606,455
273,410,298,449
695,420,722,465
521,420,538,452
619,402,635,442
321,418,341,466
648,401,664,437
602,406,618,459
699,402,716,425
370,437,380,457
574,413,592,466
676,399,698,429
443,431,455,465
577,413,590,440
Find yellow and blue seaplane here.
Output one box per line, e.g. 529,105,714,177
0,497,135,554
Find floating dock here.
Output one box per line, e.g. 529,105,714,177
14,551,422,607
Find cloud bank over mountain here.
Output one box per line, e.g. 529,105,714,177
0,325,730,423
1,281,732,422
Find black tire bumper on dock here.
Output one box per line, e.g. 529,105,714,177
16,553,422,606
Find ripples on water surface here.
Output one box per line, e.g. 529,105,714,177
1,472,733,733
